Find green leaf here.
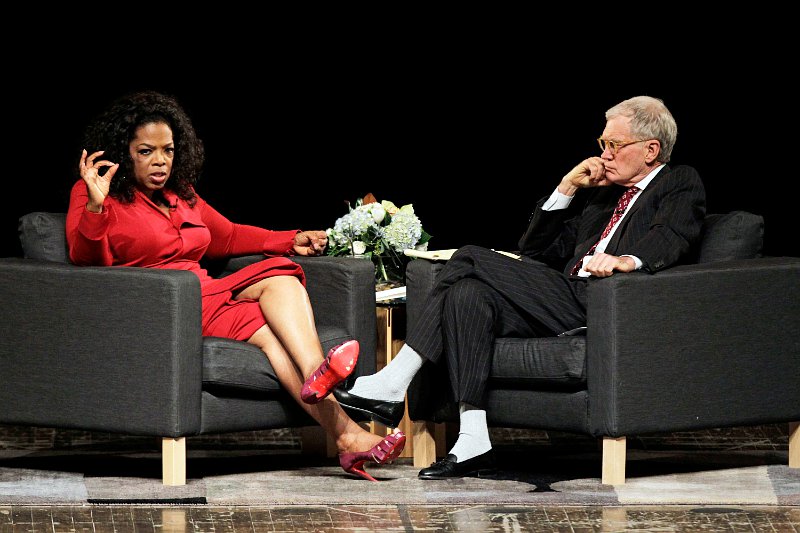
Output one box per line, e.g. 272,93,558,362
418,229,432,245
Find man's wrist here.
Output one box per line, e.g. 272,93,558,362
620,254,642,270
557,182,578,197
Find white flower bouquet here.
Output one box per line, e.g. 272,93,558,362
326,193,432,283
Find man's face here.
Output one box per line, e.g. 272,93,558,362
599,116,651,185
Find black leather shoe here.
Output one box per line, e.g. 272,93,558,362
332,387,405,427
418,450,497,480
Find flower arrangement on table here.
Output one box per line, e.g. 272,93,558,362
326,193,431,286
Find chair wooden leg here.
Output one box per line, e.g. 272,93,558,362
790,422,799,468
162,437,186,486
601,436,626,485
413,421,437,468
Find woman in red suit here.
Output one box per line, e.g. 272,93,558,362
66,91,403,481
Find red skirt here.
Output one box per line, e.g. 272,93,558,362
200,257,305,341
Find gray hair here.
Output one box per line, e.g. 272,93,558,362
606,96,677,163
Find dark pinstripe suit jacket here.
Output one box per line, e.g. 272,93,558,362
518,165,707,275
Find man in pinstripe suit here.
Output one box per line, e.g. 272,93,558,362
337,96,707,479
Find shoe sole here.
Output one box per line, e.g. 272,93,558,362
327,341,358,379
302,341,359,404
418,468,497,480
337,401,402,428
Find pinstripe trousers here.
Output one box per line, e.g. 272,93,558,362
405,245,588,407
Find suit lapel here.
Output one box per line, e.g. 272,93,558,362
605,165,671,252
575,186,624,254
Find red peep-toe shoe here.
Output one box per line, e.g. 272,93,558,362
301,339,359,404
338,431,406,482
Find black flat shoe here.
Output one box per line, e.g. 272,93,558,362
418,450,497,480
332,388,405,428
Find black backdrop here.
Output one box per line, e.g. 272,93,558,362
3,57,797,260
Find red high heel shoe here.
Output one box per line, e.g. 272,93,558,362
301,340,359,404
339,431,406,482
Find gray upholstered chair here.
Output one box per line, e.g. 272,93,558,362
405,211,800,484
0,212,377,485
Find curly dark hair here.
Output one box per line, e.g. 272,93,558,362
81,90,204,205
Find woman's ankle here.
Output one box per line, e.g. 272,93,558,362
336,428,381,454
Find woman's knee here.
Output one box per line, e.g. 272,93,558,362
244,275,305,300
265,275,303,289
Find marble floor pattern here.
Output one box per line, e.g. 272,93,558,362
1,424,798,531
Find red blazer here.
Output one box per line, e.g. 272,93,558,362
66,180,303,294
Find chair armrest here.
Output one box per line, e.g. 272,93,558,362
0,258,203,437
220,255,378,376
586,257,800,436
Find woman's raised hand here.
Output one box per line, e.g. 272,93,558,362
79,149,119,213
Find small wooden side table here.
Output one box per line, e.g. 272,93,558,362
307,298,434,459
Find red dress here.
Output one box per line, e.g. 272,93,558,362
66,180,305,341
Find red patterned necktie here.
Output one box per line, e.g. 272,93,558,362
570,186,640,275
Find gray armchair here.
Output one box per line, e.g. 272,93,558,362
0,212,377,485
406,211,800,484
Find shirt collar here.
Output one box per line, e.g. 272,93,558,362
632,164,665,191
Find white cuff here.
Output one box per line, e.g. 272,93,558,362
542,188,574,211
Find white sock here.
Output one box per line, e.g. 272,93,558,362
448,403,492,462
347,344,424,402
